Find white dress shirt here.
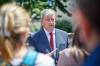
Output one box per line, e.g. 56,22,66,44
43,28,56,50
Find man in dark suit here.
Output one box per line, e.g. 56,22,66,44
29,9,68,61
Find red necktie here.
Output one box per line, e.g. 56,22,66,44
50,32,54,49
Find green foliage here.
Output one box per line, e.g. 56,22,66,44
15,0,52,19
55,0,71,16
0,0,71,17
31,1,49,19
56,20,72,33
0,0,13,7
0,0,72,32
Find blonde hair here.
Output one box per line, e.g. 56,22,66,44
0,4,30,63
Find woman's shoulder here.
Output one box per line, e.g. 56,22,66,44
60,48,74,57
60,47,82,56
25,47,55,66
58,48,81,66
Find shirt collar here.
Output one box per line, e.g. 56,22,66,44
43,28,55,34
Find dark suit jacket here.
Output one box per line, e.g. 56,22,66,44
29,28,68,60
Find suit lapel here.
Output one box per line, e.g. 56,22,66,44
40,28,52,52
55,29,61,60
55,29,61,50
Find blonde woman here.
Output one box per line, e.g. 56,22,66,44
0,4,55,66
57,28,89,66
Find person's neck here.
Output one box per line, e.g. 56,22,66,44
14,43,25,51
14,43,27,58
43,28,54,32
15,43,21,49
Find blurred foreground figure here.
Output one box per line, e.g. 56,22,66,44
72,0,100,66
0,4,55,66
57,27,89,66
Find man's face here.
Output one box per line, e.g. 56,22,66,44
42,15,56,32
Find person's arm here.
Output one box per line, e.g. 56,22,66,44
35,53,55,66
62,31,69,48
66,37,69,48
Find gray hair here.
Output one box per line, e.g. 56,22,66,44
41,9,56,21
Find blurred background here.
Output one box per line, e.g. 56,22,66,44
0,0,75,45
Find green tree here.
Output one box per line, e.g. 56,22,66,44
56,20,72,32
15,0,50,19
0,0,72,32
0,0,13,7
0,0,71,17
55,0,71,16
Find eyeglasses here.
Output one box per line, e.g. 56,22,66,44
45,18,55,22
